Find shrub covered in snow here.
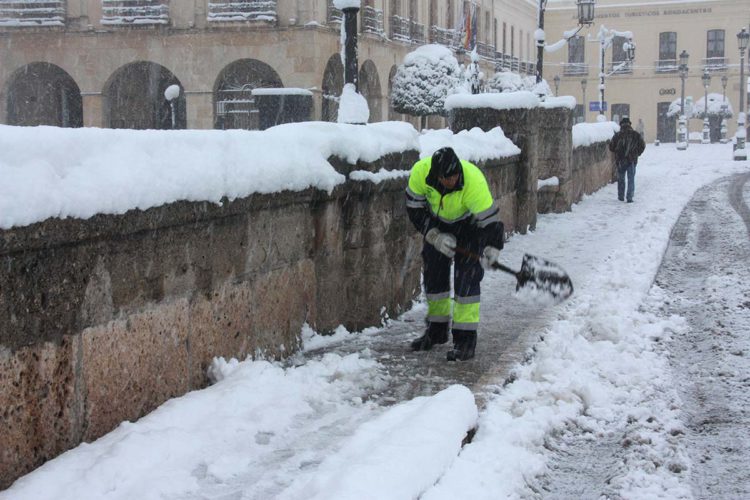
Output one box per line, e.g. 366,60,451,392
486,71,550,96
391,44,461,118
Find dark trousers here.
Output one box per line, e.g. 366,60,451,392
617,162,636,202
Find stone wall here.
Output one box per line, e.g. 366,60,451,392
0,150,523,488
449,105,615,215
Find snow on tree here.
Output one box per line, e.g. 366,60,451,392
667,96,694,118
485,71,549,96
391,44,461,120
694,93,733,119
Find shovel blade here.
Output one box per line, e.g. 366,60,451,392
516,254,574,304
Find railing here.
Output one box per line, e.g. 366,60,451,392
390,15,409,42
563,62,588,76
101,0,169,25
608,60,632,75
409,19,425,44
703,57,728,72
429,25,457,47
362,5,383,35
654,59,678,73
207,1,277,23
327,2,342,24
0,1,65,27
475,41,496,61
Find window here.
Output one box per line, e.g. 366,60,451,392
568,36,585,64
520,29,523,58
611,35,632,74
511,26,514,57
493,18,497,49
447,0,453,28
706,29,725,59
659,32,677,61
502,22,506,54
485,11,490,43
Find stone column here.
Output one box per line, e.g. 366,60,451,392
82,93,103,128
185,92,214,129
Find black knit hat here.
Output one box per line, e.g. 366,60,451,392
620,116,632,126
432,147,461,177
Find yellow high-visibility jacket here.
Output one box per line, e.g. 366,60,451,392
405,156,504,251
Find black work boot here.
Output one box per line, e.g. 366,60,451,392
411,322,449,351
446,330,477,361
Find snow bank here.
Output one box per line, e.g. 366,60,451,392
572,121,619,148
0,122,418,229
419,127,521,161
445,91,540,111
540,96,576,109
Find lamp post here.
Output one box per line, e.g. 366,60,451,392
595,26,635,118
581,78,588,122
536,0,595,84
720,74,728,143
677,49,689,150
164,84,180,129
554,75,561,96
736,27,749,160
701,69,711,144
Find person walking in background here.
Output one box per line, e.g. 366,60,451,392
404,147,504,361
609,117,646,203
636,118,645,139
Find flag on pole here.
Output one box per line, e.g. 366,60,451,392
461,2,477,50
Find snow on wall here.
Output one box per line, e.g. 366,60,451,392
445,91,541,111
572,121,619,148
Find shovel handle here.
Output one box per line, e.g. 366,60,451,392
453,246,520,278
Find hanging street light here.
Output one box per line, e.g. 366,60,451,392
536,0,596,85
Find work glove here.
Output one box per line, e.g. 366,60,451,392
480,246,502,270
425,228,456,258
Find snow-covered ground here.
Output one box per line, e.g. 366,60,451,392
3,143,749,499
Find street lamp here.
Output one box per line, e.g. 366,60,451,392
677,49,689,150
554,75,561,96
164,84,180,129
595,26,635,118
536,0,596,84
721,74,729,143
701,69,711,143
735,27,749,160
581,78,588,122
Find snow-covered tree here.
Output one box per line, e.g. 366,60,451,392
485,71,550,96
391,44,461,126
694,93,733,119
667,96,694,119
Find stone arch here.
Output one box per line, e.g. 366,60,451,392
6,62,83,127
103,62,186,129
321,54,344,123
358,60,382,123
213,59,283,130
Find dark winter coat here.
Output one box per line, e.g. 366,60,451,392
609,125,646,165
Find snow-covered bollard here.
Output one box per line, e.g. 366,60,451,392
677,115,687,151
734,112,747,161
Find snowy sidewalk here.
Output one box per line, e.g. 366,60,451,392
2,144,748,500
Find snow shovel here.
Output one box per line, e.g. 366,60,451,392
454,247,574,304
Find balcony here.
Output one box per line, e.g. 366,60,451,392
0,1,65,27
654,59,678,73
207,1,277,23
703,57,728,72
429,25,457,47
409,19,425,45
608,60,632,75
101,0,169,25
326,1,341,25
475,41,496,61
562,62,588,76
362,5,383,36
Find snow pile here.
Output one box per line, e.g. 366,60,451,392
0,122,420,229
667,96,694,118
332,0,361,8
572,121,619,148
280,385,477,500
445,91,540,111
337,83,370,124
540,96,576,109
419,127,521,161
537,176,559,189
485,71,539,94
1,352,391,500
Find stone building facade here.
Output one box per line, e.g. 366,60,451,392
0,0,542,130
544,0,748,143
